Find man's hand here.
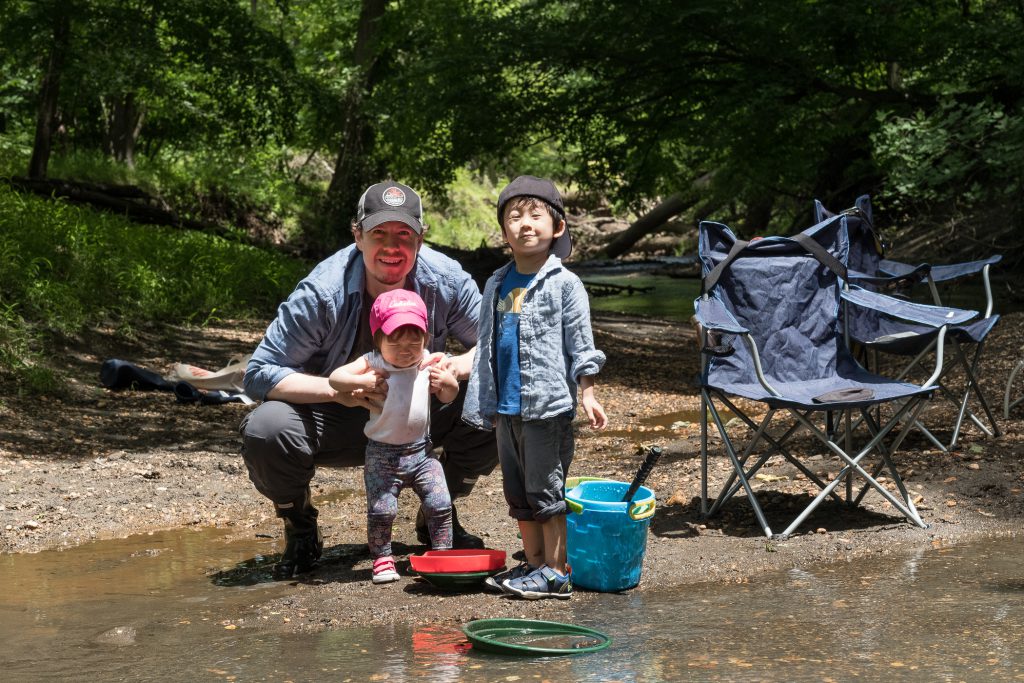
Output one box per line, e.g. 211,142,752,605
420,351,448,370
334,366,389,411
418,349,475,381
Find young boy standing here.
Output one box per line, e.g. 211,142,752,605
463,175,607,600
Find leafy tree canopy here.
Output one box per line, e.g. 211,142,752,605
369,0,1024,231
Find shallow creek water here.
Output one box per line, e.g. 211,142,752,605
2,529,1021,681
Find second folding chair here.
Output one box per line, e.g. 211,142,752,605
814,196,1001,450
694,216,975,538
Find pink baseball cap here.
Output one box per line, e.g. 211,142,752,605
369,289,429,336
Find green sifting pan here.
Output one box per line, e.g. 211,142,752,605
416,569,495,591
462,618,612,656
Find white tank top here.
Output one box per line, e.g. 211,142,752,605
363,350,431,445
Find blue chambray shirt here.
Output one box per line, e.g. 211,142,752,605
244,244,482,401
463,254,606,430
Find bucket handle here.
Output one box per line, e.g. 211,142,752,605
566,498,656,520
628,500,656,520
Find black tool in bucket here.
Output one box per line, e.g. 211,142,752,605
622,445,663,502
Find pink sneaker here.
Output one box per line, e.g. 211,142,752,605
372,556,400,584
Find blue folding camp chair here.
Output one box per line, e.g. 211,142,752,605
695,215,975,538
814,196,1001,450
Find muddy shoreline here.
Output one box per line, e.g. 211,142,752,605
1,313,1022,630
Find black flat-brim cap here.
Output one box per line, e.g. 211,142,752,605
497,175,571,259
357,181,424,232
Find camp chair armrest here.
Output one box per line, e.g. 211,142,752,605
693,297,748,355
848,264,930,289
881,255,1000,316
921,325,949,389
693,297,748,334
738,333,783,398
883,255,1001,283
841,286,977,327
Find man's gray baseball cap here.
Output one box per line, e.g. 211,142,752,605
356,181,424,232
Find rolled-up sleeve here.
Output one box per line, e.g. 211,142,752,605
562,278,605,381
244,281,331,401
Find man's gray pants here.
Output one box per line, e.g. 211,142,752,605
239,381,497,508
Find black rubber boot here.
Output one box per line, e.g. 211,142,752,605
271,488,323,581
416,504,485,549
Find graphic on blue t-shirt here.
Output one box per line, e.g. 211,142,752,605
496,269,535,415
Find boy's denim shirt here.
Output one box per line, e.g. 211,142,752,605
463,254,606,430
244,245,482,401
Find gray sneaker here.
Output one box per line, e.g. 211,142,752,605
502,565,573,600
483,562,533,593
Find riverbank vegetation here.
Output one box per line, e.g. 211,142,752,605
2,0,1023,391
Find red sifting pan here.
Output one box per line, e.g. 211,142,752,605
409,549,507,574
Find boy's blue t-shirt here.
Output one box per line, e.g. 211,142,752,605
495,268,536,415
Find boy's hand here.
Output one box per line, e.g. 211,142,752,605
582,393,607,429
579,377,607,429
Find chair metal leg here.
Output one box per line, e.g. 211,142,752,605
780,398,929,537
705,395,774,538
703,397,928,538
855,404,927,515
710,400,843,511
706,402,778,517
714,413,798,510
947,339,999,449
1005,359,1024,420
962,341,1000,437
700,389,709,516
844,410,853,504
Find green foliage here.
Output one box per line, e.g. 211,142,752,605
367,0,1024,232
0,184,309,391
423,169,501,250
0,131,30,177
3,0,1023,268
0,0,302,166
43,146,308,241
873,98,1024,213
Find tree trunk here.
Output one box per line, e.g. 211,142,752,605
319,0,388,255
106,92,145,168
598,194,696,259
27,10,71,180
741,195,775,237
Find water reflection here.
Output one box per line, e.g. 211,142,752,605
600,408,735,447
0,528,1021,680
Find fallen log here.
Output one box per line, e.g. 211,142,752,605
5,176,251,244
582,280,655,298
598,194,696,259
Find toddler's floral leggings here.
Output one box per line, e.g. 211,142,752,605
364,439,452,558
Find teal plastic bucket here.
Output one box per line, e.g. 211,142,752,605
566,480,656,592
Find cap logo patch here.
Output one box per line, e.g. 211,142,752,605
382,186,406,207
